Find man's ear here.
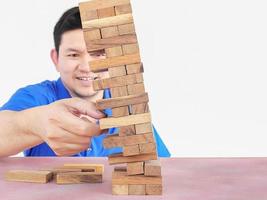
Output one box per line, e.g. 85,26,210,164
50,48,59,72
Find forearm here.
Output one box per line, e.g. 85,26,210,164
0,110,43,157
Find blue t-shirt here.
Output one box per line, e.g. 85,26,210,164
0,78,171,157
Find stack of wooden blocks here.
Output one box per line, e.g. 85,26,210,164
79,0,162,195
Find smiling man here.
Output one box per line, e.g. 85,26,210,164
0,7,170,158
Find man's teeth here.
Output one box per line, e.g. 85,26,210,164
77,77,93,81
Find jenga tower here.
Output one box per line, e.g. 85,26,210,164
79,0,162,195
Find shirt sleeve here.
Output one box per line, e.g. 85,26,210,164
153,125,171,157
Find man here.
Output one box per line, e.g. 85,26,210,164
0,7,170,157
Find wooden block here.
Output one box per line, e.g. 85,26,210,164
63,164,104,173
119,125,135,136
123,144,140,156
101,26,119,39
110,86,128,97
112,171,162,185
135,123,152,135
79,9,98,22
96,93,149,110
115,4,132,15
130,103,149,114
79,0,130,12
97,7,115,18
105,46,123,58
118,23,135,35
83,29,102,41
109,152,158,165
5,170,53,183
112,106,129,117
93,73,143,91
48,168,82,177
144,160,161,177
82,13,133,30
114,166,127,172
56,172,102,184
126,63,144,74
103,133,154,148
112,184,129,195
86,34,137,52
139,143,156,154
90,53,140,72
129,184,146,195
122,43,139,55
108,66,126,77
100,112,151,129
127,83,145,95
146,184,162,195
127,162,144,176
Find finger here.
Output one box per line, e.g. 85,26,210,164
62,98,105,119
53,143,89,156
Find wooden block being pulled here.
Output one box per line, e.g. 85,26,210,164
110,86,128,97
100,112,151,129
109,152,157,165
146,184,162,195
5,170,53,183
112,171,162,185
82,13,133,30
83,29,102,40
103,133,154,148
112,106,129,117
126,63,144,74
127,162,144,175
122,43,139,55
115,4,132,15
144,160,161,177
86,34,137,52
118,23,135,35
108,66,126,78
96,93,149,110
139,143,156,154
63,164,104,173
105,46,123,58
101,26,119,39
123,144,140,156
129,184,146,195
97,7,115,18
79,0,130,12
56,172,102,184
127,83,145,95
135,123,152,134
90,53,140,72
119,125,135,136
112,184,129,195
130,103,149,114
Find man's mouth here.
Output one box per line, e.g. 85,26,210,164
76,77,96,81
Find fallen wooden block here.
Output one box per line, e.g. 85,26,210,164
5,170,53,184
90,53,140,72
96,93,149,110
144,160,161,177
109,152,157,165
56,172,102,184
127,162,144,176
100,112,151,129
63,163,104,173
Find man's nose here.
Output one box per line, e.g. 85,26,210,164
79,54,91,72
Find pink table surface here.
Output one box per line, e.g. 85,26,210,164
1,157,267,200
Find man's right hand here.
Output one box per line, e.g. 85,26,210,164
25,98,105,156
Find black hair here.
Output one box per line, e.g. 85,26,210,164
53,7,82,53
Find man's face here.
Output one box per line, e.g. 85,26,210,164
51,29,107,99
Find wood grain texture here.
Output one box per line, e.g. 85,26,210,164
144,160,161,177
96,93,149,110
83,29,102,40
82,14,133,30
118,125,135,136
112,184,129,195
101,26,119,39
127,83,145,95
97,7,115,18
118,23,135,35
56,172,102,184
115,4,132,15
108,66,126,78
79,8,98,22
129,184,146,195
127,162,144,176
79,0,130,12
105,46,122,57
146,184,162,195
5,170,53,183
131,103,149,114
135,123,153,135
126,63,144,74
63,164,104,173
112,171,162,184
112,106,129,117
99,112,151,129
139,143,156,154
93,73,143,91
108,152,158,165
123,144,140,156
90,53,140,72
86,34,137,52
122,43,139,55
110,86,128,97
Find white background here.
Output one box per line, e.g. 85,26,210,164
0,0,267,157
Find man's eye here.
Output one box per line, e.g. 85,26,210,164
68,54,79,57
